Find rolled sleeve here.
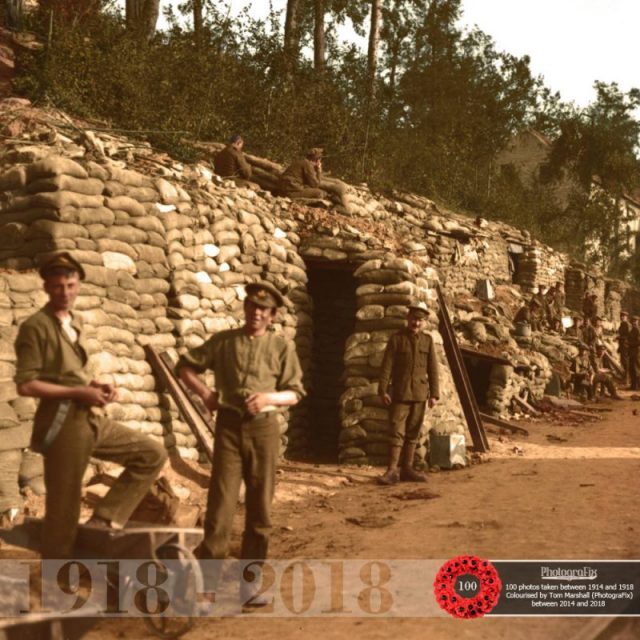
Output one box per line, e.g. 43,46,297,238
175,338,215,375
277,341,306,399
14,324,43,385
428,337,440,398
378,338,395,395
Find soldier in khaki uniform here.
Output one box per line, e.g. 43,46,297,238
14,253,167,558
617,311,631,385
213,134,254,185
176,281,305,604
590,344,622,399
277,147,327,200
378,301,440,485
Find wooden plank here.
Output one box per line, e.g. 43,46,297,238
436,285,489,452
158,351,215,435
144,345,214,463
512,395,542,417
480,412,529,436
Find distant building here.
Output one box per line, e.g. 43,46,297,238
495,128,640,273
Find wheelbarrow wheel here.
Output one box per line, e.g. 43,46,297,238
142,542,204,639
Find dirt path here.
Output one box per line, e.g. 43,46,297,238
78,392,640,639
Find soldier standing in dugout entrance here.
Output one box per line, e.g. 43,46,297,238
176,281,305,604
13,253,167,559
628,316,640,391
617,311,631,385
377,301,440,485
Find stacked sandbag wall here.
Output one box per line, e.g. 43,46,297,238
0,154,198,457
337,255,466,467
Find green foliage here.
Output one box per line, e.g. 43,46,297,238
12,0,640,280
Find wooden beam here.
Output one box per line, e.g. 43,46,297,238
437,285,489,452
144,345,214,462
480,412,529,436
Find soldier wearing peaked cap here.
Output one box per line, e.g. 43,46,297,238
377,299,439,485
176,280,305,605
13,252,167,558
277,147,328,200
213,134,255,188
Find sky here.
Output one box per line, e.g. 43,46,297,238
146,0,640,109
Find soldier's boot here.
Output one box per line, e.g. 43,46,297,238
399,442,427,482
377,446,401,485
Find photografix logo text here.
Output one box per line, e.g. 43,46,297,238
540,566,598,581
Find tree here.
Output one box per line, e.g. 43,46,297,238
367,0,381,101
4,0,25,29
126,0,160,40
283,0,301,72
313,0,325,72
193,0,202,41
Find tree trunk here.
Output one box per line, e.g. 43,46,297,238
126,0,160,40
4,0,25,29
284,0,301,71
367,0,382,101
193,0,203,41
314,0,325,73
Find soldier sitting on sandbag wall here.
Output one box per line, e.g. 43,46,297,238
513,298,543,332
590,344,622,400
276,147,329,201
570,344,594,401
213,134,255,187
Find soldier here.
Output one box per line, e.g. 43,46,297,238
176,281,305,605
14,253,167,558
590,344,622,399
277,147,328,200
213,134,254,185
617,311,631,385
584,316,603,351
583,292,598,323
570,344,594,400
546,283,565,332
514,298,542,332
377,301,440,485
628,317,640,391
566,314,585,340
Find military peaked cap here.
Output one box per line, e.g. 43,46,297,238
39,252,85,280
245,281,285,309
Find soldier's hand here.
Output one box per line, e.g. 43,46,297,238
428,397,438,408
245,392,271,416
380,393,392,406
76,386,110,407
202,390,220,413
91,381,118,403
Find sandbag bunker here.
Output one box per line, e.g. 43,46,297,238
2,116,628,468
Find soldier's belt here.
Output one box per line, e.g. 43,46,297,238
40,399,72,453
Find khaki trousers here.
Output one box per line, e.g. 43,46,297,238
40,403,167,559
196,410,280,587
389,401,426,447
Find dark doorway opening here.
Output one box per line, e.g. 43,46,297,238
305,261,357,463
508,244,523,284
462,355,492,411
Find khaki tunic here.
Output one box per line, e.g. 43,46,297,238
176,327,305,415
14,305,166,558
213,145,252,179
176,327,305,583
379,330,440,448
379,330,440,402
278,158,322,193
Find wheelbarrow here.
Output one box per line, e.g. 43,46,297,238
0,518,204,639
